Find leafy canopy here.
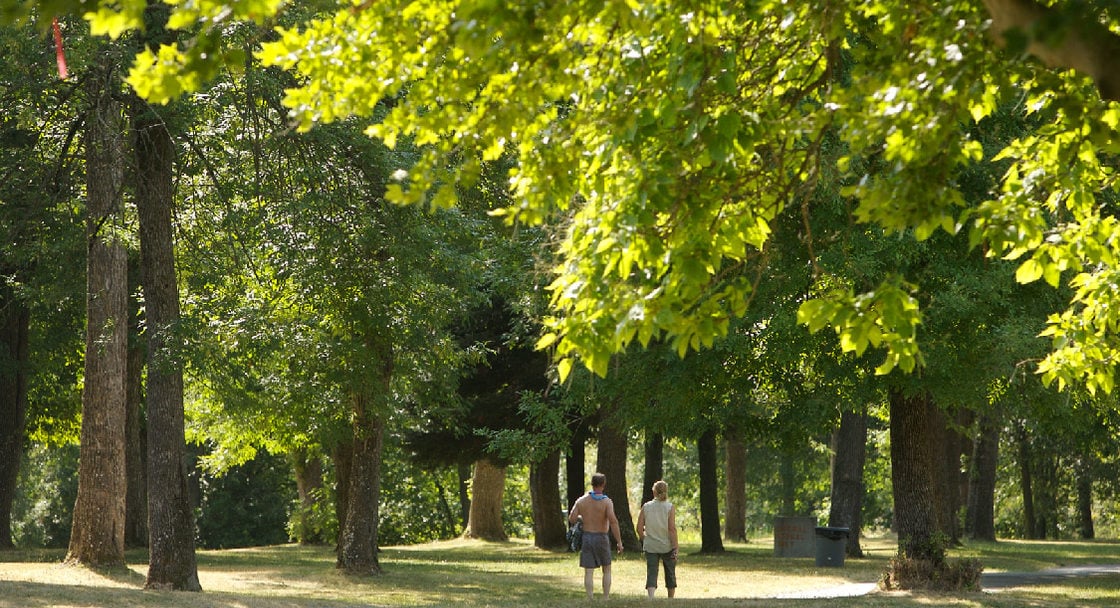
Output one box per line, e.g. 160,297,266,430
51,0,1120,393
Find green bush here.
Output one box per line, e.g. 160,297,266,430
195,451,295,549
11,444,78,549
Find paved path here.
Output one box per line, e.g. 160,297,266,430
768,564,1120,599
981,564,1120,590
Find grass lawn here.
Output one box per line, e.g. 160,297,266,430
2,534,1119,607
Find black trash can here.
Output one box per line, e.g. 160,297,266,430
814,526,849,567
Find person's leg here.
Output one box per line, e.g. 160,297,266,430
664,552,677,598
584,568,595,599
646,551,660,598
602,564,612,599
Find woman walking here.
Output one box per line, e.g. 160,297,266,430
636,480,678,599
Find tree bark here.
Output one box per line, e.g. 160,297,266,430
464,456,509,541
641,432,663,505
698,429,725,553
529,450,566,549
965,412,1000,541
829,407,866,558
723,434,747,542
67,68,128,568
336,394,384,575
0,287,29,549
596,416,640,551
982,0,1120,102
889,389,940,561
133,99,200,591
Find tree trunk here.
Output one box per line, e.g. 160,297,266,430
1076,461,1094,540
596,417,640,550
698,429,725,553
292,448,325,544
1015,421,1037,539
0,287,29,549
124,260,148,549
457,462,471,529
723,434,747,542
889,389,941,561
336,392,384,575
1035,452,1059,539
530,450,566,549
829,407,866,558
965,412,999,541
566,429,586,511
133,99,200,591
930,405,958,543
642,432,663,505
464,457,508,541
782,451,803,515
67,69,128,568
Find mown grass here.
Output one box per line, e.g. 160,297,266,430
1,534,1119,607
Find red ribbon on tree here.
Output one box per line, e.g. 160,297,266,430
52,17,68,80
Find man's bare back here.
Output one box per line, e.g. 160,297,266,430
571,492,618,534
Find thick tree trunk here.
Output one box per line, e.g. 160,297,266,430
530,450,566,549
337,394,384,575
0,288,29,549
723,434,747,542
596,417,639,551
641,432,664,505
292,448,325,544
1076,462,1094,540
1015,421,1037,539
124,263,148,549
965,412,1000,541
698,429,725,553
133,100,200,591
67,70,128,568
566,429,586,511
889,389,940,561
829,407,866,558
464,457,508,541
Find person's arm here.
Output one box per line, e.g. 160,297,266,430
636,505,646,543
568,499,581,525
669,505,678,558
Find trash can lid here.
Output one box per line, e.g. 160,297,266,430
814,526,850,539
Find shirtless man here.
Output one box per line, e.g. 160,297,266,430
568,472,624,600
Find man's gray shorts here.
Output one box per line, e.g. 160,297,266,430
580,532,612,568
